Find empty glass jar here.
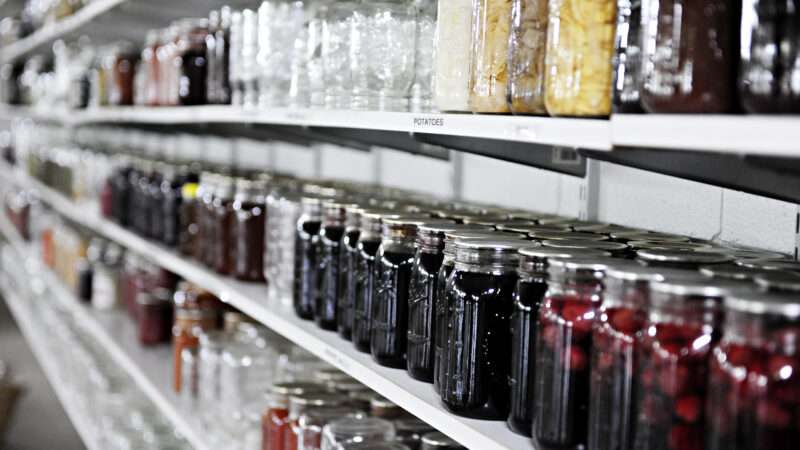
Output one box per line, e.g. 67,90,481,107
265,190,302,304
321,417,396,450
612,0,645,112
322,2,358,109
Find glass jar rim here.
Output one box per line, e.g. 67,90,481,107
420,431,461,448
542,239,629,252
754,271,800,292
529,231,608,241
636,249,733,264
724,290,800,318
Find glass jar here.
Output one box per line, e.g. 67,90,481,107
420,432,465,450
433,0,473,111
92,243,123,310
234,179,268,282
508,0,549,114
197,330,227,428
469,0,514,113
322,2,358,109
318,201,355,330
636,249,733,269
612,0,645,112
110,163,132,227
287,394,349,450
172,301,217,393
147,162,167,241
161,164,186,247
706,291,800,450
230,10,245,106
111,47,138,106
631,279,728,450
640,0,739,113
338,205,364,339
543,0,616,116
257,0,294,107
213,176,236,275
137,289,174,346
587,265,665,450
440,238,526,419
262,382,325,450
369,396,406,420
141,31,160,106
541,239,632,258
297,407,366,450
177,19,210,105
242,9,261,108
294,196,326,320
121,252,145,319
305,1,330,108
394,418,435,450
178,176,199,256
739,0,800,113
353,211,400,353
533,258,608,450
207,7,232,105
411,0,436,112
320,417,396,450
266,190,303,304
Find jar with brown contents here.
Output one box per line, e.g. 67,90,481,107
469,0,514,113
508,0,549,114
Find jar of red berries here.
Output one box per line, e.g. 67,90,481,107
706,289,800,450
533,257,608,450
631,279,728,450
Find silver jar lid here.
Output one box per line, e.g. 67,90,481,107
518,247,610,275
416,223,483,250
420,432,465,450
234,178,267,204
382,217,450,242
700,264,770,282
360,210,402,238
496,223,570,234
736,259,800,272
570,222,629,233
627,240,713,251
649,279,732,303
453,238,528,270
611,230,690,242
529,230,608,241
537,216,574,226
703,247,790,261
636,249,733,266
724,290,800,318
754,271,800,292
460,215,506,226
542,239,630,253
547,257,609,280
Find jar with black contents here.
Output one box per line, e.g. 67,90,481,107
212,176,236,275
338,204,365,339
196,173,217,265
440,238,526,419
109,162,132,226
163,164,193,248
147,162,168,240
131,159,153,235
233,178,267,282
318,201,358,330
111,45,138,106
177,19,210,105
532,258,608,450
636,249,733,269
353,211,400,353
294,196,327,320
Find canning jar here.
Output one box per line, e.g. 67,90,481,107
287,394,349,450
137,289,174,346
178,177,199,256
305,1,330,107
207,7,232,105
338,205,364,339
234,179,268,282
508,0,549,114
544,0,616,116
612,0,645,112
197,330,227,428
353,211,400,353
469,0,514,113
315,201,352,330
412,0,436,112
298,407,366,450
433,0,472,111
172,304,217,393
92,242,123,310
706,290,800,450
320,417,396,450
369,396,407,419
636,249,733,269
640,0,739,113
395,418,436,449
587,265,665,450
197,173,218,266
322,2,358,109
440,238,526,419
261,382,325,450
213,176,236,275
739,0,800,113
294,196,326,320
242,9,261,108
257,0,294,107
420,432,466,450
533,258,608,450
161,165,186,247
111,46,138,106
266,190,303,304
230,11,245,105
541,239,632,258
178,19,209,105
631,279,728,450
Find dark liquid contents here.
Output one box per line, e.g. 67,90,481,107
318,225,345,330
293,220,322,320
147,174,165,240
612,0,645,113
371,246,414,369
178,196,198,256
337,229,360,339
162,178,184,247
235,201,266,282
131,171,150,234
407,250,445,382
352,239,381,352
213,199,235,275
508,278,548,436
179,49,208,105
199,195,217,267
433,259,455,393
533,294,598,450
441,270,517,419
110,167,131,226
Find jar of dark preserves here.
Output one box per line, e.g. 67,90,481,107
147,162,167,241
137,289,174,346
636,249,733,269
178,175,199,256
338,205,365,339
111,46,138,106
163,164,192,248
196,173,217,265
631,279,728,450
440,238,526,419
533,258,608,450
640,0,739,113
706,289,800,450
353,211,400,353
213,176,236,275
318,201,358,330
612,0,645,112
110,163,132,226
294,196,326,320
177,19,210,106
130,159,152,234
233,178,267,282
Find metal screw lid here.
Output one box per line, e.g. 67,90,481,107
754,271,800,292
360,210,403,238
323,200,359,226
453,238,529,269
724,290,800,318
288,393,347,417
519,247,611,275
636,249,733,265
547,257,609,280
496,223,570,233
530,230,609,241
542,239,630,253
611,230,691,242
420,432,465,449
268,381,326,397
627,240,713,251
700,264,771,282
736,259,800,272
703,247,790,261
649,279,732,301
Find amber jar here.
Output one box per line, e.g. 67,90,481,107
508,0,549,114
469,0,514,113
177,19,210,106
213,176,236,275
111,47,139,106
233,179,267,282
640,0,740,113
172,302,217,393
294,196,327,320
261,382,325,450
137,289,174,346
318,201,358,331
338,205,365,340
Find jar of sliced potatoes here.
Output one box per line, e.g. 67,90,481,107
469,0,513,113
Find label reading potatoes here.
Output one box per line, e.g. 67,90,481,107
412,116,445,129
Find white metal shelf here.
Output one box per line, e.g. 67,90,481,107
0,164,534,450
0,212,211,450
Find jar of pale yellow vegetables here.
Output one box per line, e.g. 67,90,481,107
469,0,513,113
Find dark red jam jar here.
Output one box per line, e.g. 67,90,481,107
233,178,267,282
212,176,236,275
318,201,358,331
294,196,326,320
352,211,400,353
631,279,728,450
338,205,365,339
137,288,174,346
636,249,734,269
533,257,608,450
440,238,526,419
707,289,800,450
177,19,209,106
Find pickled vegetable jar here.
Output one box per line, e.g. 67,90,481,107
508,0,549,114
469,0,514,113
433,0,473,111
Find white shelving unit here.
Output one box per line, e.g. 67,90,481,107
0,163,533,450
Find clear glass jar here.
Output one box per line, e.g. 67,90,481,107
295,196,326,320
543,0,616,116
612,0,645,113
92,243,123,311
640,0,739,113
305,1,332,108
297,407,366,450
266,190,303,304
322,2,358,109
318,201,355,330
411,0,436,112
213,176,236,275
197,330,226,428
533,258,608,450
433,0,473,111
234,179,268,282
230,10,245,106
707,290,800,450
338,205,364,339
320,417,396,450
508,0,549,114
739,0,800,113
258,0,294,107
241,8,261,108
631,279,727,450
469,0,514,113
440,238,526,419
177,19,210,106
206,7,232,105
420,432,466,450
287,394,350,450
261,382,325,450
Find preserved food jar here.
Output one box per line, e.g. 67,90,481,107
287,393,349,450
636,249,733,269
111,46,138,106
261,382,325,450
137,289,174,346
440,238,526,419
707,290,800,450
739,0,800,113
640,0,739,113
508,0,549,114
172,299,217,393
213,176,236,275
420,432,466,450
197,173,218,266
433,0,473,111
631,279,728,450
533,258,608,450
541,239,632,258
322,2,358,109
469,0,514,113
321,417,396,450
295,196,327,320
338,204,364,339
178,177,199,256
92,242,123,310
161,164,187,247
318,201,356,330
353,211,400,353
234,179,267,282
612,0,645,112
177,19,210,105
